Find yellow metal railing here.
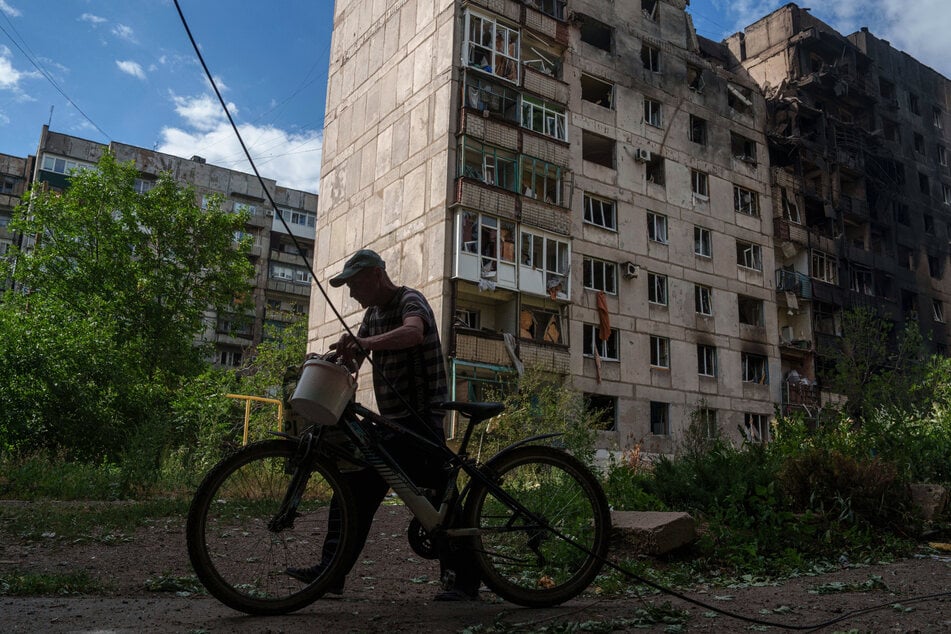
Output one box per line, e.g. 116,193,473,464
226,394,284,445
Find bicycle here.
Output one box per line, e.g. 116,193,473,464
186,360,611,616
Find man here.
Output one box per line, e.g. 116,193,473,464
287,249,480,601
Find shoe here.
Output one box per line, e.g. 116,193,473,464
286,565,345,594
433,588,479,602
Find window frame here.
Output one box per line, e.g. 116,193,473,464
736,240,763,271
463,10,520,84
811,249,838,284
647,211,668,244
695,284,713,316
644,98,662,127
459,137,518,191
694,226,712,258
733,185,759,216
583,323,619,360
583,192,617,230
650,401,670,436
582,256,618,294
649,335,670,369
521,95,567,141
520,155,563,204
647,272,668,305
641,43,660,72
741,353,769,384
697,343,717,377
691,169,709,198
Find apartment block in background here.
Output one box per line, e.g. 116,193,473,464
18,126,317,367
313,0,780,453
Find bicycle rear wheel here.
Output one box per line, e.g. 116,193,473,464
464,445,610,607
186,439,358,615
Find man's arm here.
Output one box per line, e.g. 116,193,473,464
335,315,424,359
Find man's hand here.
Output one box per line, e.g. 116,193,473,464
329,332,365,363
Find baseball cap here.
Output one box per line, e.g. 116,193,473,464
329,249,386,287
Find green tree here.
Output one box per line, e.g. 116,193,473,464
0,152,253,460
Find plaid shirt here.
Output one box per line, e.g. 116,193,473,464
358,287,448,428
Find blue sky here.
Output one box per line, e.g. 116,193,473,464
1,1,949,194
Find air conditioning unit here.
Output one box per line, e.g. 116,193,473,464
780,325,793,343
634,148,652,162
622,261,639,279
265,209,275,217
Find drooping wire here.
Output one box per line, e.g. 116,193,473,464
171,0,345,339
0,19,110,142
171,0,445,444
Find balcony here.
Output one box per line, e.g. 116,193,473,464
454,180,518,221
266,278,311,296
461,112,519,152
467,0,520,22
776,269,813,300
773,217,810,246
522,66,569,104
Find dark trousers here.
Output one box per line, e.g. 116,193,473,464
319,426,480,594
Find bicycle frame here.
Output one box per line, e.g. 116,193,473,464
298,400,563,538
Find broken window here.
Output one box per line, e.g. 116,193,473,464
850,265,873,295
647,211,668,243
736,241,763,271
641,0,658,21
687,64,705,92
644,154,665,185
691,169,709,198
463,11,520,83
650,401,669,435
578,14,612,53
944,184,951,206
641,44,660,72
934,107,944,130
934,299,945,323
894,202,910,225
914,133,925,154
909,92,921,116
644,98,662,127
580,73,613,108
744,412,770,441
897,244,916,271
688,115,707,145
458,137,518,191
727,83,753,115
521,155,562,204
464,74,520,122
519,229,570,299
583,256,617,294
811,249,838,284
925,214,935,234
694,226,712,258
522,33,562,77
781,187,801,223
919,172,930,196
527,0,566,21
650,335,670,368
738,295,764,326
583,192,616,230
882,119,899,142
520,303,564,344
938,145,948,167
731,132,757,163
879,77,896,100
521,95,566,141
901,289,918,317
695,284,713,315
581,130,615,169
697,344,717,376
647,272,668,305
583,323,618,359
734,185,759,216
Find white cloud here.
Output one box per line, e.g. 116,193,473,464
0,1,20,18
158,93,322,192
115,60,146,80
112,24,137,44
170,93,232,132
79,13,106,26
0,44,39,93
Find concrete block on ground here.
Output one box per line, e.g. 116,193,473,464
610,511,696,556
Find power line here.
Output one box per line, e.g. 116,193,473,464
0,15,111,142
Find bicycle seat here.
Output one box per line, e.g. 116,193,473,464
436,401,504,422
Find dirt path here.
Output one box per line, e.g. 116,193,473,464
1,502,949,632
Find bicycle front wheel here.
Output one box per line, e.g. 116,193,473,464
186,439,358,615
464,445,610,607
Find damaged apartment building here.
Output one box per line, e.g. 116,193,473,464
725,4,951,418
313,0,778,453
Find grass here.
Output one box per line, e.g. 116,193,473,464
0,498,189,542
0,569,113,595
